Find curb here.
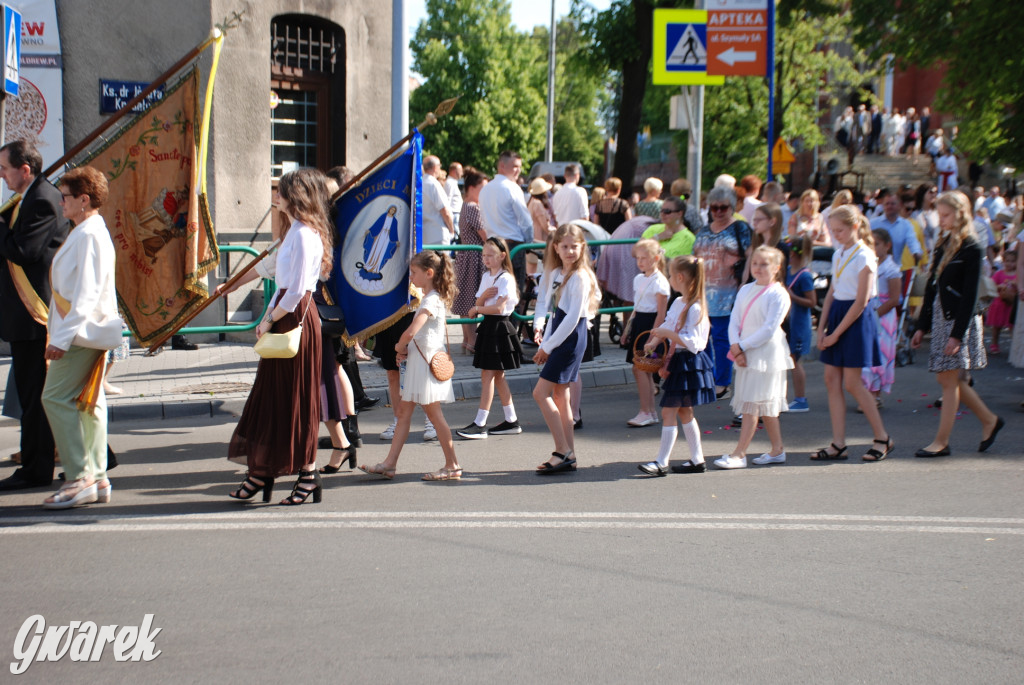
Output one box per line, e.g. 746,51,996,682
105,362,637,422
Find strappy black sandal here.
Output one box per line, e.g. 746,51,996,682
280,470,322,505
319,447,357,474
811,443,848,460
228,474,275,502
863,437,894,462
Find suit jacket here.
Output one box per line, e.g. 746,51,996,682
0,176,70,342
915,234,983,341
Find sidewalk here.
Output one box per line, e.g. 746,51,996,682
0,325,636,422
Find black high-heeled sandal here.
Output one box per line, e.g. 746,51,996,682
319,447,357,474
229,474,274,502
280,470,322,505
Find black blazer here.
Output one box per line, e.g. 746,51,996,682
0,176,70,342
915,234,983,341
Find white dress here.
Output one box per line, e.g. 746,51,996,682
402,291,455,405
729,282,793,417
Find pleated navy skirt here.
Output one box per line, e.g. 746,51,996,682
819,298,881,368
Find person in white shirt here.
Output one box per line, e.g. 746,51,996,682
40,166,124,509
478,150,534,293
421,155,454,246
445,162,463,239
551,163,588,225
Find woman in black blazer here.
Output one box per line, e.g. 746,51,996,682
910,191,1004,457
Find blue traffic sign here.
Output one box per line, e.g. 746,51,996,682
665,22,709,73
3,4,20,96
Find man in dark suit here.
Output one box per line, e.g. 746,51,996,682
868,105,883,154
0,140,70,490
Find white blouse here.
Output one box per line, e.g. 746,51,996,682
534,268,593,354
272,220,324,313
48,214,123,351
728,283,790,351
632,271,670,313
475,269,518,316
663,298,709,354
831,241,877,300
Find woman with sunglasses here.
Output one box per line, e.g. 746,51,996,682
640,196,696,260
692,185,753,399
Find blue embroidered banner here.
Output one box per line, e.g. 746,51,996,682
331,131,423,342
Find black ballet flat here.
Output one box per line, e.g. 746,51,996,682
914,446,950,458
978,417,1005,453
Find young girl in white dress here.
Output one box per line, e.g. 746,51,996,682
456,237,524,439
714,246,793,469
359,250,462,481
625,239,670,428
861,228,903,407
532,224,601,475
637,255,716,476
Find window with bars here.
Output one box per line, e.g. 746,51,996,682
270,14,345,178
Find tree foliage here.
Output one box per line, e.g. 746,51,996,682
851,0,1024,167
409,0,604,178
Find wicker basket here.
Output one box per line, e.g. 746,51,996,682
632,330,667,374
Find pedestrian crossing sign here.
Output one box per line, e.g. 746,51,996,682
653,10,725,86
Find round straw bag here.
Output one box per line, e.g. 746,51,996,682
632,330,667,374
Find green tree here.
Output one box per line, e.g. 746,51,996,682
410,0,547,171
851,0,1024,167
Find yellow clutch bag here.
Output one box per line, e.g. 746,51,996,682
253,324,302,358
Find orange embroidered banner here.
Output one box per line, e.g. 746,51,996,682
79,68,219,345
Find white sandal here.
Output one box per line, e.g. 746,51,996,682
43,479,98,509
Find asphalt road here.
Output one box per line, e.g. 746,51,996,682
1,354,1023,684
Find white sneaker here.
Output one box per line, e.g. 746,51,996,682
379,418,397,441
627,412,659,427
713,454,747,469
423,420,437,442
751,451,786,465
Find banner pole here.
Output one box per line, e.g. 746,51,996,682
144,236,279,356
331,97,459,203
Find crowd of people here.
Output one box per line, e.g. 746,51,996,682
2,138,1019,508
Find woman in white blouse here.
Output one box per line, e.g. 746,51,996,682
220,168,333,505
41,166,124,509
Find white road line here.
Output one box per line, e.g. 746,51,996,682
0,512,1022,535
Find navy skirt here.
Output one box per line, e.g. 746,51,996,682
660,349,716,408
625,311,658,363
539,308,588,384
819,299,881,368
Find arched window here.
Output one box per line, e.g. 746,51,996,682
270,14,346,178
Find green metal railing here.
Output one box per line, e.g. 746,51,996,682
425,238,641,325
169,245,274,336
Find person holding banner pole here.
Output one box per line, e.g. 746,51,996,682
220,168,333,505
0,140,69,492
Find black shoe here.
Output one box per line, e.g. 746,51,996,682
319,447,357,473
343,415,363,448
0,472,52,491
488,420,522,435
637,462,668,477
671,460,707,474
914,446,951,458
355,396,381,411
171,335,198,351
228,474,275,502
280,470,322,505
456,422,488,440
979,416,1005,453
536,451,577,475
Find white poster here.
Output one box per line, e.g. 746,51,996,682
6,0,63,170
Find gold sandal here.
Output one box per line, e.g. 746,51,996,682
358,463,396,480
421,467,462,481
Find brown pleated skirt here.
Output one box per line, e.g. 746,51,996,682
228,291,322,477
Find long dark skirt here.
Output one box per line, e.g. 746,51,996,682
229,292,321,477
320,332,347,422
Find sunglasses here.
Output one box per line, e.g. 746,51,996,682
660,207,680,214
709,204,731,212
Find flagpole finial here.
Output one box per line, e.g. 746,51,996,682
215,9,246,34
416,97,460,131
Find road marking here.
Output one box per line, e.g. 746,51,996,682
1,512,1023,535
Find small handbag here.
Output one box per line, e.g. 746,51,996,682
315,281,346,337
413,339,454,382
253,297,312,359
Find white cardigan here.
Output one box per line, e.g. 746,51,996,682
48,214,123,351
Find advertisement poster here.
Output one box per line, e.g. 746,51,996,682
7,0,63,169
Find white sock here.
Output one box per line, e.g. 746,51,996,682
655,426,678,468
475,409,489,426
681,419,704,465
502,404,517,423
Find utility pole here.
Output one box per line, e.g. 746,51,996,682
545,0,556,162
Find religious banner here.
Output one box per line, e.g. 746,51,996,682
78,67,219,345
332,130,424,343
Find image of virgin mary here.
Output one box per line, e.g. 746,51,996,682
354,204,400,292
